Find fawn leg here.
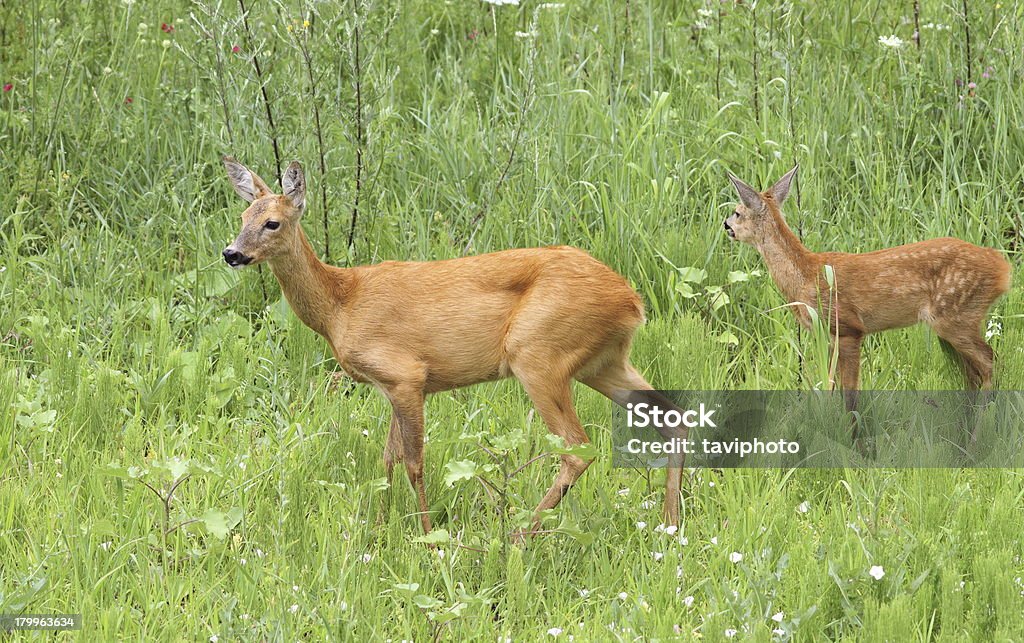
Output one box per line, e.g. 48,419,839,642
937,325,995,444
836,334,863,445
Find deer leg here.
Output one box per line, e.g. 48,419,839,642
383,412,404,485
515,372,592,535
581,362,683,528
836,334,863,444
376,413,404,527
936,326,995,444
387,385,432,534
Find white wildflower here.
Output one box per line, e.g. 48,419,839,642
986,319,1002,340
797,501,810,513
878,35,904,49
729,551,743,564
652,551,664,562
547,628,563,637
636,521,647,530
288,604,299,613
772,611,784,622
725,628,737,638
682,595,694,607
361,553,372,563
618,592,628,601
869,565,885,580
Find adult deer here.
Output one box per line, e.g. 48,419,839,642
221,157,685,535
724,166,1011,442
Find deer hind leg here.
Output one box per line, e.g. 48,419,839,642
934,319,995,444
940,332,994,391
386,383,432,534
580,361,683,528
383,413,404,485
513,367,592,534
375,413,405,527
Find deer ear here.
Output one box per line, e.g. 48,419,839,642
282,161,306,213
223,156,272,203
728,172,764,210
771,165,798,205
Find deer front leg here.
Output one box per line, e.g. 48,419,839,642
387,384,432,534
836,334,863,445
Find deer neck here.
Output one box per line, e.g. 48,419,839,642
267,227,348,336
754,210,817,303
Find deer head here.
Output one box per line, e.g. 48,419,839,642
222,157,306,268
723,166,797,245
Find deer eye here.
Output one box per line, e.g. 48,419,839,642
264,220,280,230
733,210,742,218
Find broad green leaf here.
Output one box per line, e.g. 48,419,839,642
413,529,451,545
675,282,698,298
716,332,739,346
727,270,750,283
677,266,707,284
555,517,595,546
412,594,443,610
443,460,479,486
199,507,242,539
393,583,420,594
543,434,599,458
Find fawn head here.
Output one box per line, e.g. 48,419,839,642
222,157,306,268
724,166,798,245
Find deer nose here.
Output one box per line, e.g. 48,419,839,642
222,248,251,266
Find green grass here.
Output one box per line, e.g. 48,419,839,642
2,0,1023,640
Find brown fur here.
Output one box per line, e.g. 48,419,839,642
724,166,1012,440
222,157,684,535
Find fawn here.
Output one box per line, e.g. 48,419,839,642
221,157,686,535
724,166,1011,440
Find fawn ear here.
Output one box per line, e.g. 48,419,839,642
728,172,764,210
771,165,798,205
282,161,306,213
223,156,272,203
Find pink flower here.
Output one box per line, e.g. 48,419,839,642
124,96,133,105
161,22,174,33
2,83,11,92
231,45,241,53
967,81,977,90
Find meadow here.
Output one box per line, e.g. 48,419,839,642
2,0,1024,639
